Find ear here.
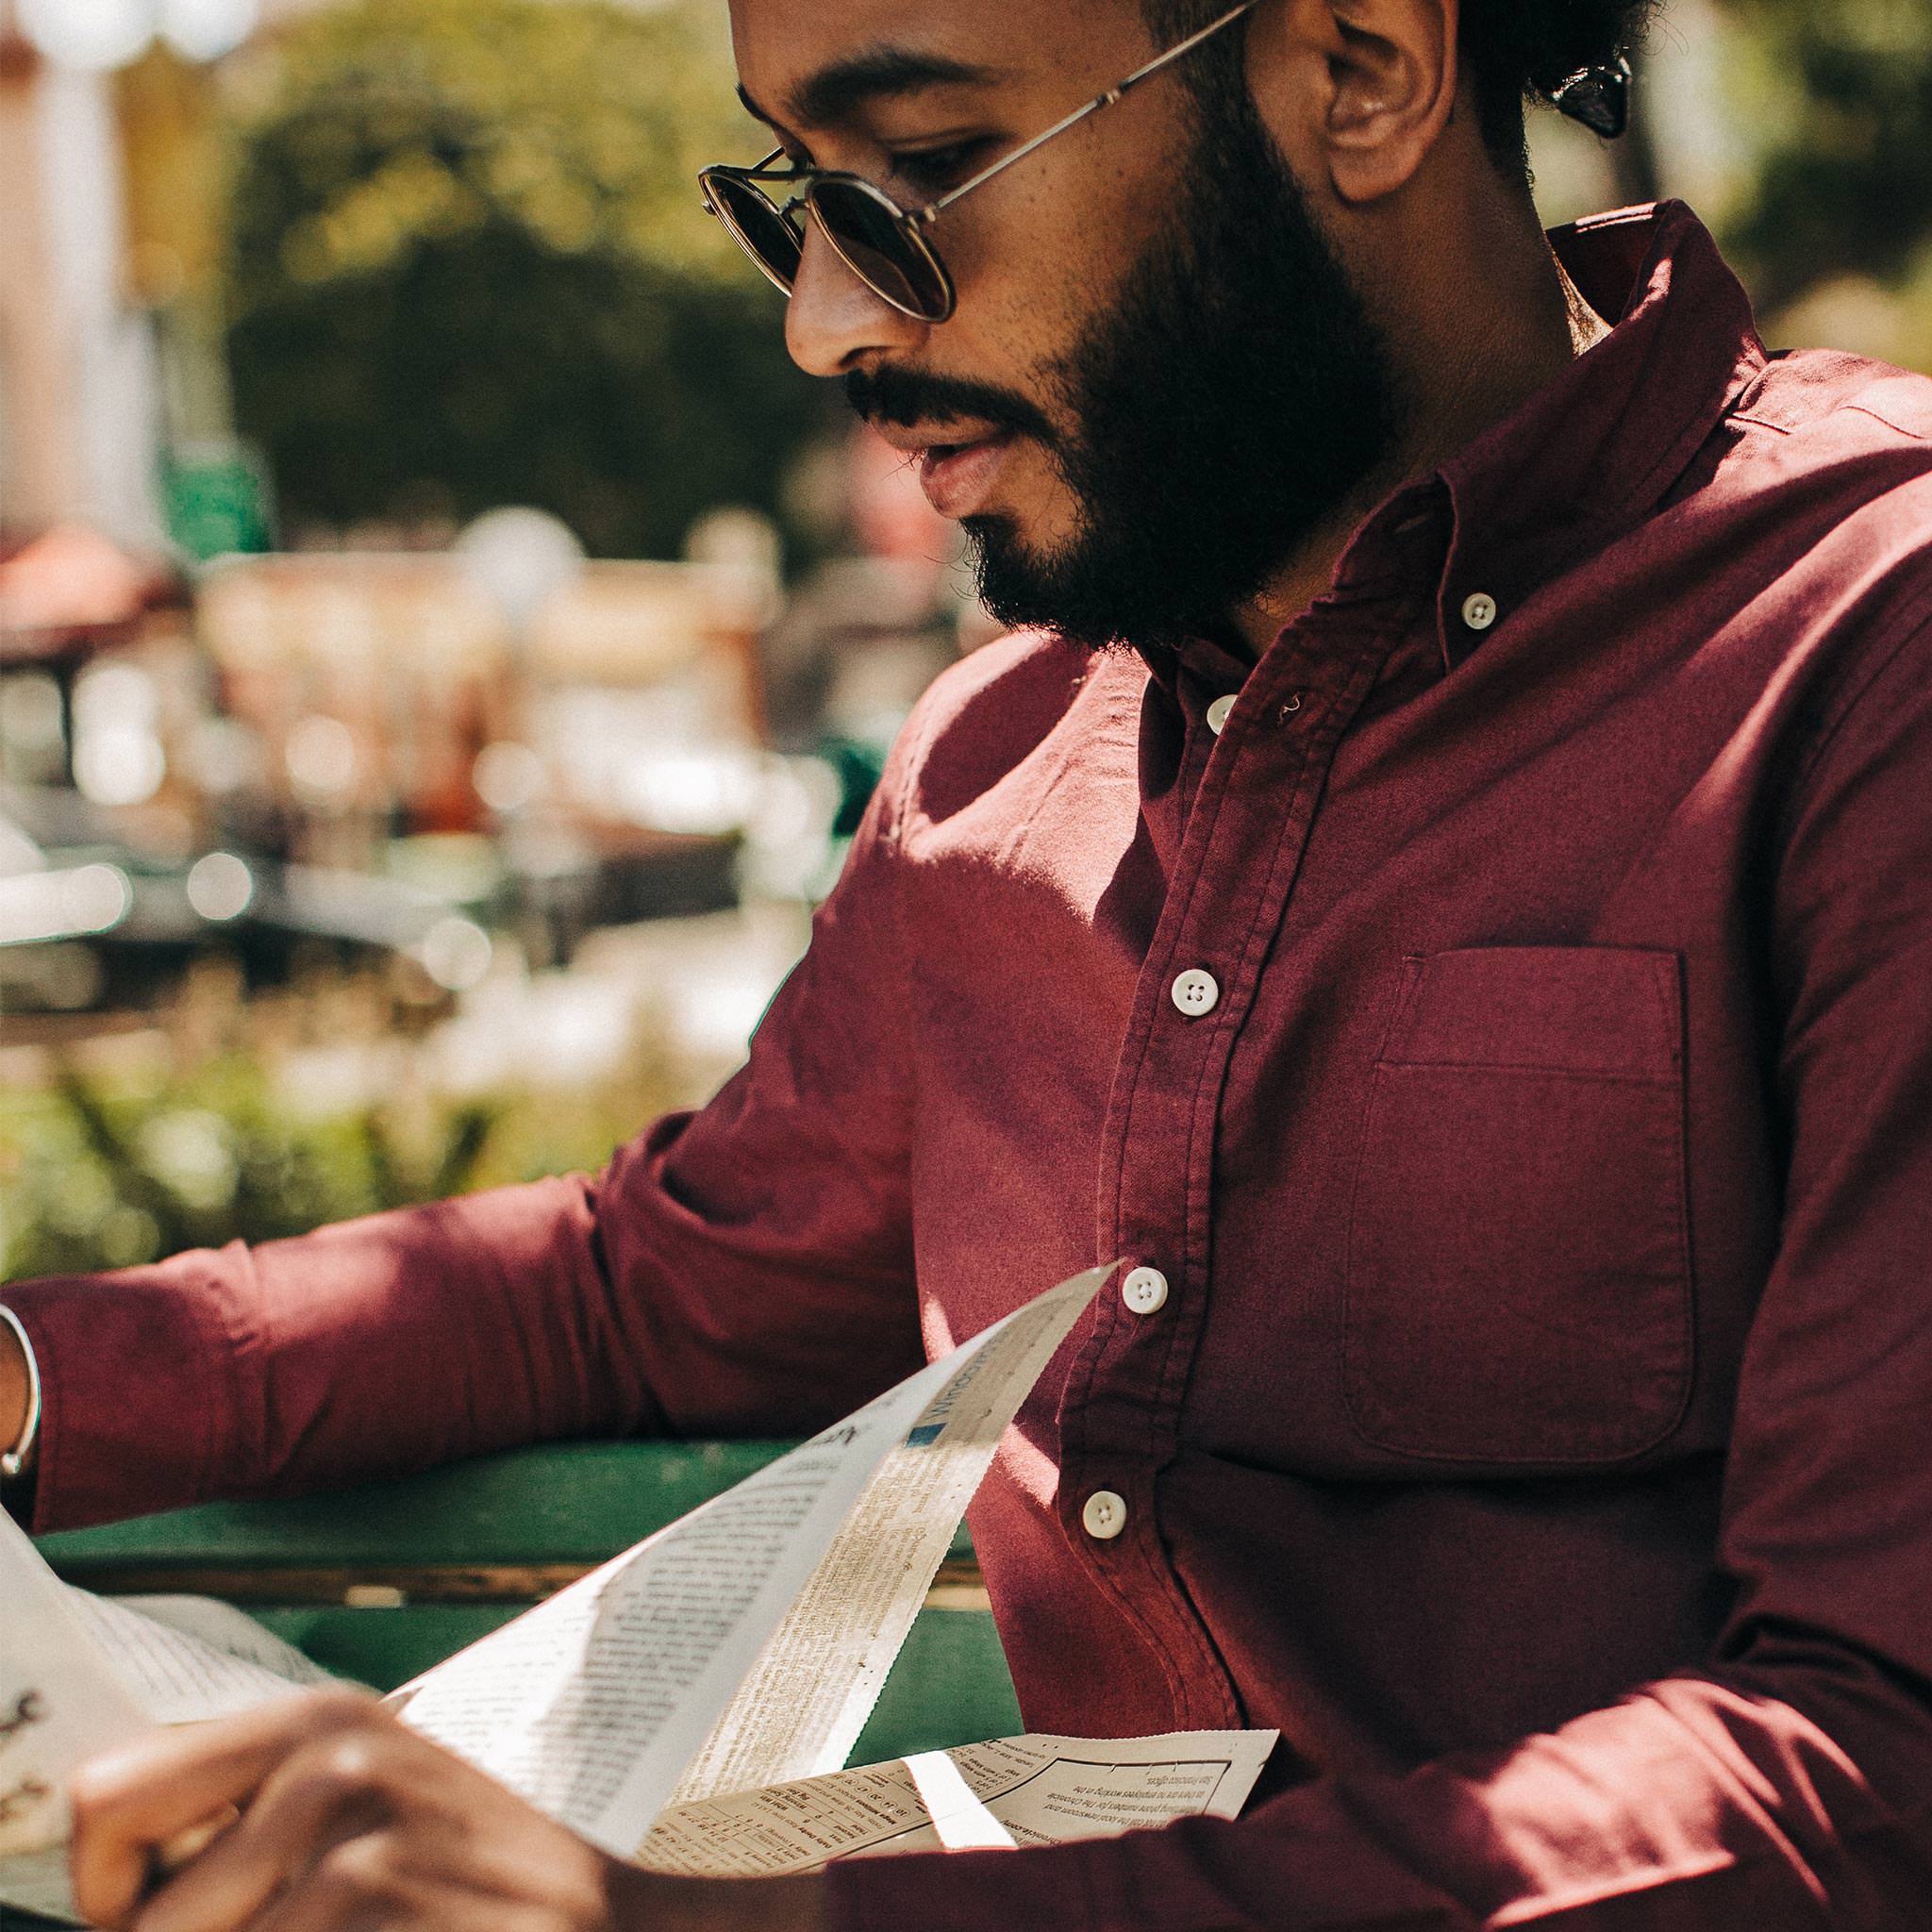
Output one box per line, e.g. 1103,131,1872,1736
1252,0,1460,206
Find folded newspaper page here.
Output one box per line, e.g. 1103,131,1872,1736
640,1731,1278,1874
1,1264,1276,1923
391,1262,1116,1850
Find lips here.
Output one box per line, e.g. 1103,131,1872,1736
916,431,1014,519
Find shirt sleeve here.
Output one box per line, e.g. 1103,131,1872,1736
4,732,929,1536
825,625,1932,1928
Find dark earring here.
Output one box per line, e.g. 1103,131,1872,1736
1552,54,1633,140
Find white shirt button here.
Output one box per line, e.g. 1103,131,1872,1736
1461,591,1498,632
1206,693,1237,736
1082,1490,1128,1541
1171,968,1220,1018
1122,1266,1169,1316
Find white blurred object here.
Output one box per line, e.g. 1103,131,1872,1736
473,741,545,815
456,508,585,641
284,715,358,802
72,668,168,804
424,906,811,1098
16,0,154,70
0,863,132,944
417,915,494,991
75,660,157,728
15,0,258,66
185,851,254,921
616,747,759,837
74,724,166,805
158,0,258,60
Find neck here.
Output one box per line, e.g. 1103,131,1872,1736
1226,204,1612,661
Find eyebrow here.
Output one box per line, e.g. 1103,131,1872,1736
739,47,1006,133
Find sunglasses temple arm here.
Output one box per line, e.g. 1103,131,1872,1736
918,0,1259,223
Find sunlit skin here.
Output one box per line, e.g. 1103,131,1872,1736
37,4,1620,1928
0,1328,24,1461
62,1692,830,1932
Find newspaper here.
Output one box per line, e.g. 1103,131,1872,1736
641,1731,1278,1874
0,1531,334,1920
1,1265,1276,1922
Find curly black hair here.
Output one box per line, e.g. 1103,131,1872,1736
1144,0,1659,170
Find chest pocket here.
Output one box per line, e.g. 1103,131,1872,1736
1343,946,1691,1465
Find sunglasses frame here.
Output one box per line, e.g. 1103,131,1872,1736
701,159,958,320
699,0,1261,324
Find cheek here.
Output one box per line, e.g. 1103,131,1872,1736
938,125,1173,379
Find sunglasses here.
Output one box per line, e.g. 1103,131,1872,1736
698,0,1260,325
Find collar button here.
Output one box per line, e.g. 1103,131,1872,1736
1461,591,1499,632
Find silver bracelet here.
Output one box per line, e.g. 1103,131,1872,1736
0,1305,42,1482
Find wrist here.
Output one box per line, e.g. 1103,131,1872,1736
0,1306,41,1480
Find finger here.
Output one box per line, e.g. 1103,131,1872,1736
243,1838,444,1932
70,1690,377,1930
131,1715,408,1932
154,1806,242,1879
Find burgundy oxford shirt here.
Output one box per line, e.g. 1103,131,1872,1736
11,202,1932,1925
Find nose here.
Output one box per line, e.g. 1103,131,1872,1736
784,208,928,376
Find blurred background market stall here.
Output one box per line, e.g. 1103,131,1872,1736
2,0,1930,1276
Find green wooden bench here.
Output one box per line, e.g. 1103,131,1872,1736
36,1442,1022,1768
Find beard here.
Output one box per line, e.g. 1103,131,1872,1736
847,73,1401,654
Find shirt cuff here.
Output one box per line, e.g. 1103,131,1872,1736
824,1837,1139,1932
0,1303,43,1482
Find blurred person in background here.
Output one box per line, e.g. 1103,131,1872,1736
10,0,1932,1927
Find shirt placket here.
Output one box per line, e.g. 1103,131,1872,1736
1059,615,1395,1728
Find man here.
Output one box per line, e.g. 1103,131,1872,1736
8,0,1932,1923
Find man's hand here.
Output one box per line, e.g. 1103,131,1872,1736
69,1690,828,1932
0,1315,29,1459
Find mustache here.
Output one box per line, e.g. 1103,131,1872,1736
844,363,1057,445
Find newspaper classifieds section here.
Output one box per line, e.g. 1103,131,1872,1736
396,1266,1110,1862
637,1730,1278,1877
664,1266,1112,1814
66,1593,336,1727
0,1510,154,1922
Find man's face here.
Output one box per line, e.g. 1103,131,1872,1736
728,0,1400,651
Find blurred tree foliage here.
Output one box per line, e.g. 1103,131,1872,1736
2,1064,497,1278
1720,0,1932,313
0,1046,685,1281
224,0,833,558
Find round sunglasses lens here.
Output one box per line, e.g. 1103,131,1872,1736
809,179,949,319
706,175,802,290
